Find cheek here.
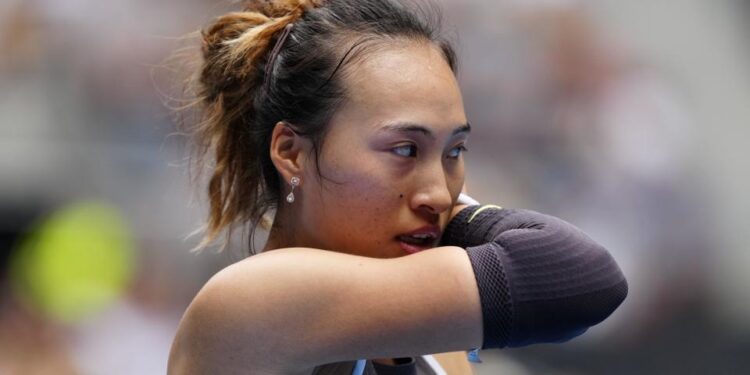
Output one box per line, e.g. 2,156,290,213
311,155,404,250
449,162,466,194
326,157,398,217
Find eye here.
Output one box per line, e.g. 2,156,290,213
447,144,468,159
392,144,418,158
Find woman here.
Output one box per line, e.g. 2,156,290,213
168,1,627,374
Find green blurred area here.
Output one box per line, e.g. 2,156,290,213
9,201,134,323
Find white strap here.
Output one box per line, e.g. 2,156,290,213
352,355,447,375
421,355,448,375
351,359,367,375
457,193,480,206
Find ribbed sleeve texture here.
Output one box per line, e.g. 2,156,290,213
440,205,628,349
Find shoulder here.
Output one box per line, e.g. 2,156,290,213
169,247,482,374
168,249,332,374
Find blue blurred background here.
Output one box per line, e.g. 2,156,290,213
1,0,748,373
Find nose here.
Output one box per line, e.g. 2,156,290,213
409,164,453,217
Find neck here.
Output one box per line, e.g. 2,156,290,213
262,204,298,252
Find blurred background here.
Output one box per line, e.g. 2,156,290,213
1,0,748,374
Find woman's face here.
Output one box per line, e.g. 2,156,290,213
296,42,469,258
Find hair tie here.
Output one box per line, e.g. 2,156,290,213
263,22,295,94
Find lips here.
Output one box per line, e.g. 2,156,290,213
396,225,441,254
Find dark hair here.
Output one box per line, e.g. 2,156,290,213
189,0,457,252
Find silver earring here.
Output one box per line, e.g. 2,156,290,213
286,176,300,203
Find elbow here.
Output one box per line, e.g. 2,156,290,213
579,244,628,326
509,252,628,347
511,267,627,347
498,210,628,347
552,227,629,329
450,207,628,349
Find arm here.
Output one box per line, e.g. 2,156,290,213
168,246,483,374
441,204,628,349
169,201,627,373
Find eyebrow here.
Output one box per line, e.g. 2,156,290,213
377,122,472,139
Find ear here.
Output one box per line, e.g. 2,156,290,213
269,121,311,184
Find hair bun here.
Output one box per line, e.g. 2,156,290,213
199,12,268,99
199,1,320,100
241,0,322,18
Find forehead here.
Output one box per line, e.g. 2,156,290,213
331,41,466,133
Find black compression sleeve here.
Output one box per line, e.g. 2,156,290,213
441,205,628,349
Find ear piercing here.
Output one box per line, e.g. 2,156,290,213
286,176,300,203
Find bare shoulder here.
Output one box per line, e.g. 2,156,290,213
432,351,474,375
169,247,482,374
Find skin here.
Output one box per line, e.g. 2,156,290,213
168,41,481,374
266,40,470,259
